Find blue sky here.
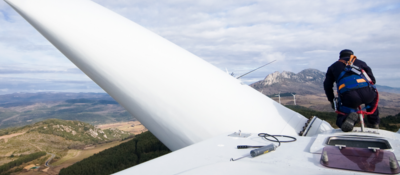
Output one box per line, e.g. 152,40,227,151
0,0,400,94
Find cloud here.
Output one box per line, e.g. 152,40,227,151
0,0,399,95
0,68,83,74
0,9,11,22
0,77,104,95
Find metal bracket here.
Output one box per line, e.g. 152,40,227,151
335,144,346,150
368,147,380,152
302,116,316,136
228,130,251,138
352,128,380,134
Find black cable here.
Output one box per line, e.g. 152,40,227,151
258,133,297,147
236,133,297,149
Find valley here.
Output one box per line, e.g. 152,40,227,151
0,92,134,129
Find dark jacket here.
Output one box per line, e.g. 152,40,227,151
324,56,376,102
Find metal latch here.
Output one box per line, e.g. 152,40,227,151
228,130,251,138
368,147,380,152
335,144,346,150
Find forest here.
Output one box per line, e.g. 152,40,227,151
59,131,170,175
0,151,46,174
380,112,400,131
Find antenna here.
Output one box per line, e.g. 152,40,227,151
236,60,276,79
291,93,296,105
275,92,281,104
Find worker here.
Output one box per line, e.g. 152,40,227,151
324,49,379,132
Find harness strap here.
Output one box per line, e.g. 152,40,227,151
338,59,347,64
347,55,357,66
335,55,379,115
336,56,357,83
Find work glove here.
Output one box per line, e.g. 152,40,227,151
330,101,335,110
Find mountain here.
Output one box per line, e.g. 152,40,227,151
251,68,325,95
0,92,115,108
0,93,134,129
251,68,400,95
375,85,400,94
250,69,400,117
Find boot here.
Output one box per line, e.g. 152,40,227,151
341,112,358,132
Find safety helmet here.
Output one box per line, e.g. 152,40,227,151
339,49,354,58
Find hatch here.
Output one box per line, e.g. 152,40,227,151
326,136,391,149
321,146,399,174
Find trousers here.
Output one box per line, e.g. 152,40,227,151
336,87,379,128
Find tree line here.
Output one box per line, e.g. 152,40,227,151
59,131,170,175
286,105,400,131
380,112,400,131
0,151,46,174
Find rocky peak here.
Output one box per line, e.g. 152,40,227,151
250,68,326,95
296,68,326,82
262,68,325,86
263,71,296,86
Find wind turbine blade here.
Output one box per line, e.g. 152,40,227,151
5,0,306,151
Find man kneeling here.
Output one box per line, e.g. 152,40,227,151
324,49,379,132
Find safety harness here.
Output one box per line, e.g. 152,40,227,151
335,55,379,115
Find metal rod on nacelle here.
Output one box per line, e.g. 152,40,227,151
236,60,276,79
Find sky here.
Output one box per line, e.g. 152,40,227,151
0,0,400,94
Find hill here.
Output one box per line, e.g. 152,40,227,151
0,118,132,147
0,119,133,174
375,85,400,94
0,92,134,129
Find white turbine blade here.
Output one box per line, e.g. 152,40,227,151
6,0,307,151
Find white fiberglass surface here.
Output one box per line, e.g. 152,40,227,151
6,0,308,151
115,133,390,175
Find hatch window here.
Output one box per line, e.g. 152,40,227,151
326,136,391,149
